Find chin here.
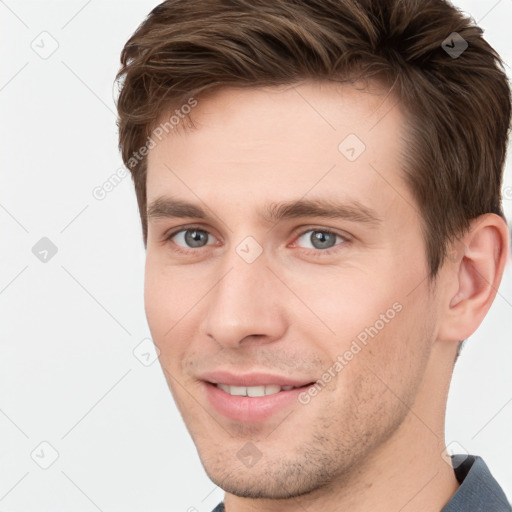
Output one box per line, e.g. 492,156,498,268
201,454,338,500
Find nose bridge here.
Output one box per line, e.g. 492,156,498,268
200,245,286,347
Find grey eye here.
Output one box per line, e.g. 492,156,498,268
296,230,342,250
173,229,211,248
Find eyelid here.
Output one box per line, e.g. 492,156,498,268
164,223,214,238
291,225,350,243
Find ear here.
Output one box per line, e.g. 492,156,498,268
437,213,510,342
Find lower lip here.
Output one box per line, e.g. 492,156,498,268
203,381,312,423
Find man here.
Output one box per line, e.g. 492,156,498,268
115,0,511,510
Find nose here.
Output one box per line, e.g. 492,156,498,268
199,249,288,349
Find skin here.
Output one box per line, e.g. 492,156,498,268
144,81,509,512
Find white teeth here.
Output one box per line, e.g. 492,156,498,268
230,385,247,396
218,384,231,394
264,385,281,395
247,386,265,397
216,384,297,396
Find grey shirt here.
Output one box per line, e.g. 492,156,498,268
441,455,510,511
211,455,511,511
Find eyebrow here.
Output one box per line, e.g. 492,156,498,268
261,198,381,226
147,196,381,226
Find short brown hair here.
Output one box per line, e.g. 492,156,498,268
115,0,511,278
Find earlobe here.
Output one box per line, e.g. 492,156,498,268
438,214,509,342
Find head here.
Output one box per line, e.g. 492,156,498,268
116,0,511,503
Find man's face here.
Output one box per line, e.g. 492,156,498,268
145,82,439,498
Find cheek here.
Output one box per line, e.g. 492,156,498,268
296,266,430,390
351,290,434,402
144,251,200,326
144,264,169,339
324,298,433,436
144,257,189,362
285,265,404,347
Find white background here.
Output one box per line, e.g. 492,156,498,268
0,1,511,510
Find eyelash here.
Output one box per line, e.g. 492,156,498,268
163,224,349,257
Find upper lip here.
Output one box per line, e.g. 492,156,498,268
199,370,315,387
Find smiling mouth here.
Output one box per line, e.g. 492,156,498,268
203,379,316,422
214,383,314,397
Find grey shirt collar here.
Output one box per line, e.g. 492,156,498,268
441,455,511,511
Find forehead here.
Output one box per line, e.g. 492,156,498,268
146,81,409,214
